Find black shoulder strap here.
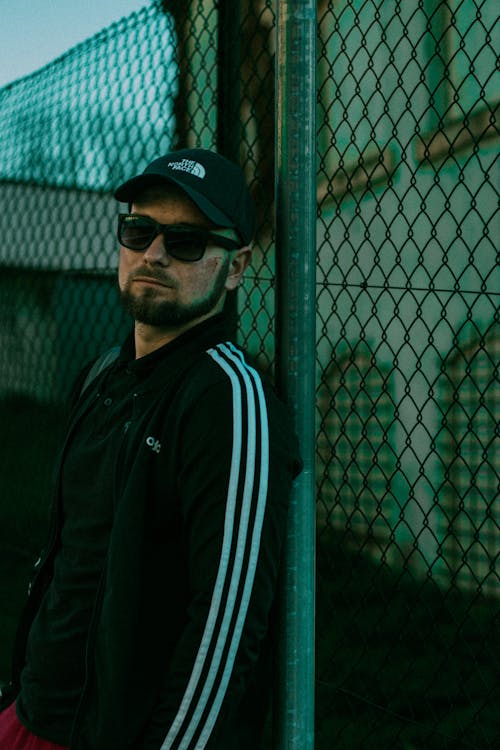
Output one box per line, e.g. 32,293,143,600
80,346,121,396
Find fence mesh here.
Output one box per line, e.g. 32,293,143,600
0,1,498,748
316,0,499,748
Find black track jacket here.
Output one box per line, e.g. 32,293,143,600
10,314,302,749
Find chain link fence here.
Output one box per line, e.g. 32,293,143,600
316,1,499,748
0,1,498,748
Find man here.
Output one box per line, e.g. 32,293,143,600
0,148,301,749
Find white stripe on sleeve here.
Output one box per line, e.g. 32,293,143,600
161,343,269,750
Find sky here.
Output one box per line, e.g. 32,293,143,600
0,0,149,88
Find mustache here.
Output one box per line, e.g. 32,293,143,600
128,267,178,287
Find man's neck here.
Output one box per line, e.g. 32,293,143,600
133,310,220,359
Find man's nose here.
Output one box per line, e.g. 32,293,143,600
143,233,170,265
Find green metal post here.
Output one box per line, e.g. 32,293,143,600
275,2,316,749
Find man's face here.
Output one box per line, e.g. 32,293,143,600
118,188,236,331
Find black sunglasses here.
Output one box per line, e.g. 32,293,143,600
117,213,241,262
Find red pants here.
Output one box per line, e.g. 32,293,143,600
0,703,68,750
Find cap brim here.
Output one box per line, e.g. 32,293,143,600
114,173,237,234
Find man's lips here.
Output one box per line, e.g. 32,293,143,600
131,275,174,288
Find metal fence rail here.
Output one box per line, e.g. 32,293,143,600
275,2,317,748
0,1,498,748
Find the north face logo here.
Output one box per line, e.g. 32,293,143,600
167,159,206,179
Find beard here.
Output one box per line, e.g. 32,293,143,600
119,256,230,328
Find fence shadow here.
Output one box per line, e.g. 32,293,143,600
316,526,499,749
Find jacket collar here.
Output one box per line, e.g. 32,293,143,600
117,312,234,379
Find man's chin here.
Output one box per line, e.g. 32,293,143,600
120,290,202,328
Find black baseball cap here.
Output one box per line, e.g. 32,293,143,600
114,148,256,246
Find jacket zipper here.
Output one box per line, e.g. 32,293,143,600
69,392,137,748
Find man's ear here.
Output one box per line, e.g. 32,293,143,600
225,247,252,291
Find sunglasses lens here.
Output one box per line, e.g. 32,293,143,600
119,216,155,251
118,216,210,262
164,229,206,262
